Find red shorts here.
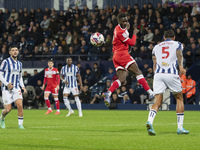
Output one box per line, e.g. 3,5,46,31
45,86,58,95
113,52,135,71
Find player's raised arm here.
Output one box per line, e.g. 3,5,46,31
124,28,139,46
176,44,186,76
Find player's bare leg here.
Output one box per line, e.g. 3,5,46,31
0,104,12,129
63,94,74,117
15,99,25,129
128,63,154,99
146,94,163,135
44,92,53,114
74,95,83,117
53,95,60,115
174,92,189,134
102,70,126,107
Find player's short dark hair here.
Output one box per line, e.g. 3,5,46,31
9,46,18,51
48,58,54,63
117,12,127,20
164,30,175,38
66,57,72,60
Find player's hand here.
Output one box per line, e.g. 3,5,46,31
22,87,27,94
126,22,130,30
133,28,140,35
7,83,13,90
179,66,186,76
56,85,60,91
41,85,45,90
64,81,69,84
80,85,83,91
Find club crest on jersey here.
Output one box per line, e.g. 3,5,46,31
122,32,128,39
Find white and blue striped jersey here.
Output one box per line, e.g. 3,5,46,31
0,57,23,90
152,39,183,75
61,64,79,88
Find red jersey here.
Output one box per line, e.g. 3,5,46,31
44,67,59,88
112,25,130,53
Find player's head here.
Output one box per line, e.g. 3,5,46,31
66,57,72,66
164,30,175,40
117,12,128,29
48,58,54,68
9,46,19,59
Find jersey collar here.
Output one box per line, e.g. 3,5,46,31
164,39,172,41
118,24,126,30
48,67,54,71
10,56,17,63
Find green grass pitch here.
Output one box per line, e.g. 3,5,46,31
0,109,199,150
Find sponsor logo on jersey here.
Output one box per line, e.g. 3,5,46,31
162,62,169,66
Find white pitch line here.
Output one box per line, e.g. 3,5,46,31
29,122,200,129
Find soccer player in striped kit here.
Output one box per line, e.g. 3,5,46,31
60,57,83,117
146,30,189,135
0,46,27,129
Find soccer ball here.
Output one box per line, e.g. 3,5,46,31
90,32,104,46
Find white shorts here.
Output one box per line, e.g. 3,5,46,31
2,88,23,105
63,87,79,95
153,73,182,95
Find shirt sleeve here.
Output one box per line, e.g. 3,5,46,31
60,67,64,75
44,69,46,77
19,62,25,87
152,47,156,56
117,30,129,42
176,42,183,51
76,66,80,74
0,60,7,72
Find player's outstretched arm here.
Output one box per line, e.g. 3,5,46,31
176,49,186,76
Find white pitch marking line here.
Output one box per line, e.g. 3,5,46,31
30,122,200,128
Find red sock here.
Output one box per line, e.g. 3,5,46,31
108,80,121,93
45,99,51,108
136,74,150,91
55,101,60,110
55,99,60,110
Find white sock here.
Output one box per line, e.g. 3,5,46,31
177,113,184,130
0,111,7,121
63,97,72,111
108,90,112,97
48,108,52,110
147,89,154,95
148,109,157,124
75,96,82,114
18,116,23,126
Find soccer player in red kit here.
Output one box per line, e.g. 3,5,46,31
41,59,60,114
102,12,154,106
